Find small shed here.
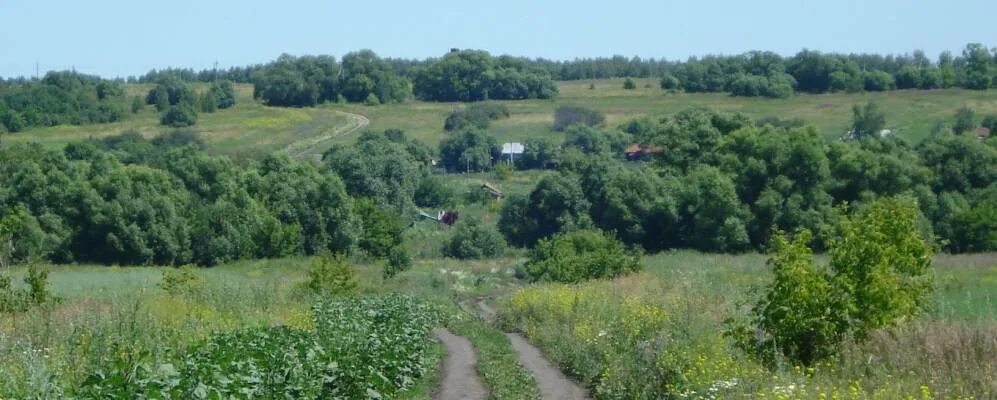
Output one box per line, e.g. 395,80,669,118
975,126,991,139
481,182,503,200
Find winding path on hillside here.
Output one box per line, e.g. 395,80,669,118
285,110,369,159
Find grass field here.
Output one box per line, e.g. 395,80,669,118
5,81,996,157
3,84,356,158
1,251,993,397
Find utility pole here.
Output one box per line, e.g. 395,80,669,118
35,61,39,80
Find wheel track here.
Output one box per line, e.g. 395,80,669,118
285,110,369,159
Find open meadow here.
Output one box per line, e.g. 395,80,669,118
6,80,997,156
1,251,994,398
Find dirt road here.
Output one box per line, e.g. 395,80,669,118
285,110,369,159
433,328,487,400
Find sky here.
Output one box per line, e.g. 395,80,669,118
1,0,995,78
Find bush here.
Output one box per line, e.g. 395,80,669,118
354,198,404,258
414,175,455,208
158,265,204,295
732,196,934,366
443,103,510,131
383,246,413,279
160,104,198,127
660,74,680,90
0,266,53,313
493,162,513,180
364,92,381,106
728,230,842,366
443,217,506,259
306,253,358,295
623,78,636,90
130,96,144,113
524,229,641,283
553,105,605,131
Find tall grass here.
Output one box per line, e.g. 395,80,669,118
499,251,996,399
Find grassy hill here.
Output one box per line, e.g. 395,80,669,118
5,79,996,157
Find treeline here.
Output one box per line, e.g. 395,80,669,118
0,131,423,266
495,107,997,253
249,49,557,106
136,43,995,102
0,71,129,132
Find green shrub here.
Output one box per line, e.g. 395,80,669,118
463,184,494,205
493,163,514,180
660,74,679,90
733,196,934,366
443,217,506,259
830,196,934,337
414,175,456,208
157,265,203,295
306,253,358,295
130,96,144,113
623,78,636,90
553,105,605,131
0,266,53,313
728,230,843,366
364,93,381,106
383,246,413,279
524,229,641,283
160,104,198,127
354,198,405,258
0,273,28,313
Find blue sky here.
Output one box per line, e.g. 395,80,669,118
1,0,995,78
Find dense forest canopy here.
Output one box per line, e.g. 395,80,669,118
0,71,128,132
500,107,997,253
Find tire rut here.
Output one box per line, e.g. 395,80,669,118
433,328,488,400
463,298,590,400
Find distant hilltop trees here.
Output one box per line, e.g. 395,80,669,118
129,43,996,101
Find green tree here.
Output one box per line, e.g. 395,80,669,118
208,80,236,109
324,130,427,212
622,78,636,89
497,173,592,246
849,101,886,139
659,74,679,90
199,91,218,113
732,230,842,366
437,129,500,172
830,197,934,337
383,246,413,279
442,217,506,259
736,196,934,366
353,198,404,258
952,106,977,135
